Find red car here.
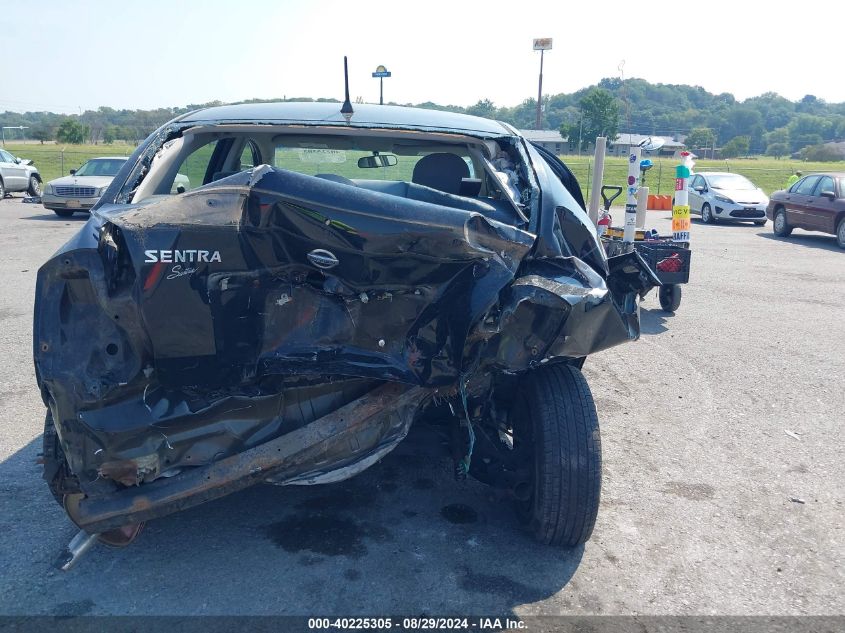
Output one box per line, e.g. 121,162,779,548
766,172,845,248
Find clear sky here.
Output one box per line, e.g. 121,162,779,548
2,0,840,114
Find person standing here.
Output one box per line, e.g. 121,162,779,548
785,170,802,189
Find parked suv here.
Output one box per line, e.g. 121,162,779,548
0,148,42,198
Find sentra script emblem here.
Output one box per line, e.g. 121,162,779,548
144,250,222,263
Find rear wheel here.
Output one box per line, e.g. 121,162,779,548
0,178,5,199
659,284,682,312
836,217,845,249
512,364,601,547
701,203,715,224
773,207,792,237
53,209,75,218
27,175,42,196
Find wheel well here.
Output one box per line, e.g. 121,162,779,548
836,211,845,230
774,204,785,214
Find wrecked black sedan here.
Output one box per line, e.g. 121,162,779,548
34,101,656,555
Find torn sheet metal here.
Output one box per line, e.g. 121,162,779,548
34,159,652,531
65,383,429,533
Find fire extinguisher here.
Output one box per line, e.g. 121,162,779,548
597,211,612,237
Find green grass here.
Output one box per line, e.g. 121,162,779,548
561,155,845,201
3,142,135,184
273,149,421,182
8,142,844,201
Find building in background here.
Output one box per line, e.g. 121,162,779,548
608,134,686,158
520,130,685,157
518,129,567,155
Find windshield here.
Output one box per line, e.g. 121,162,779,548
274,147,418,182
272,141,475,183
74,158,126,177
706,174,756,190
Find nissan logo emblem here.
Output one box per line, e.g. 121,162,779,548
307,249,340,270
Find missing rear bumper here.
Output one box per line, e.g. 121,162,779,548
66,383,430,533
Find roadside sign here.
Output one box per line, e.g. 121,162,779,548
533,38,553,50
372,65,391,105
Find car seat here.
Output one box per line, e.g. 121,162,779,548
411,153,470,195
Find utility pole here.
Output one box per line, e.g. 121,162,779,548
532,38,552,130
577,113,583,157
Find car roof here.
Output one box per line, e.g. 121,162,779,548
89,156,129,161
697,172,747,178
177,102,514,137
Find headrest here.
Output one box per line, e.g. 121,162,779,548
411,153,470,195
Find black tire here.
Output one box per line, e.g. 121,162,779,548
754,220,766,227
513,364,601,547
836,217,845,249
701,202,715,224
27,175,42,197
659,284,682,312
773,207,792,237
0,178,5,199
53,209,75,218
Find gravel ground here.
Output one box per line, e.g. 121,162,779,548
0,196,842,618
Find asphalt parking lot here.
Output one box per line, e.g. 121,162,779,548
0,196,842,617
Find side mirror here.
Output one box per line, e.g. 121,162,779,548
69,169,76,175
14,158,21,164
694,185,705,193
357,154,398,168
820,190,836,200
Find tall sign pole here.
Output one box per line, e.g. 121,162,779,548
372,65,391,105
532,38,552,130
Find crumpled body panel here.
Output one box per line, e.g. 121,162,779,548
34,165,656,526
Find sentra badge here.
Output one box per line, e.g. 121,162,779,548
144,250,222,263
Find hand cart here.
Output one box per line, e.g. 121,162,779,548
598,185,692,312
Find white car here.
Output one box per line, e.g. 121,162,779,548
42,156,190,217
0,148,42,198
42,157,129,217
688,172,768,226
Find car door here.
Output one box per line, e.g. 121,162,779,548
804,175,836,232
0,149,25,190
688,174,706,214
785,175,821,229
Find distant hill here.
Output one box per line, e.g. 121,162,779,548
2,79,843,156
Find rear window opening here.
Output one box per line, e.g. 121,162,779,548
124,128,533,227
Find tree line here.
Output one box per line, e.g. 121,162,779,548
2,80,844,159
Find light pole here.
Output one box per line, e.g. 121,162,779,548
577,111,583,157
532,38,552,130
372,65,391,105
